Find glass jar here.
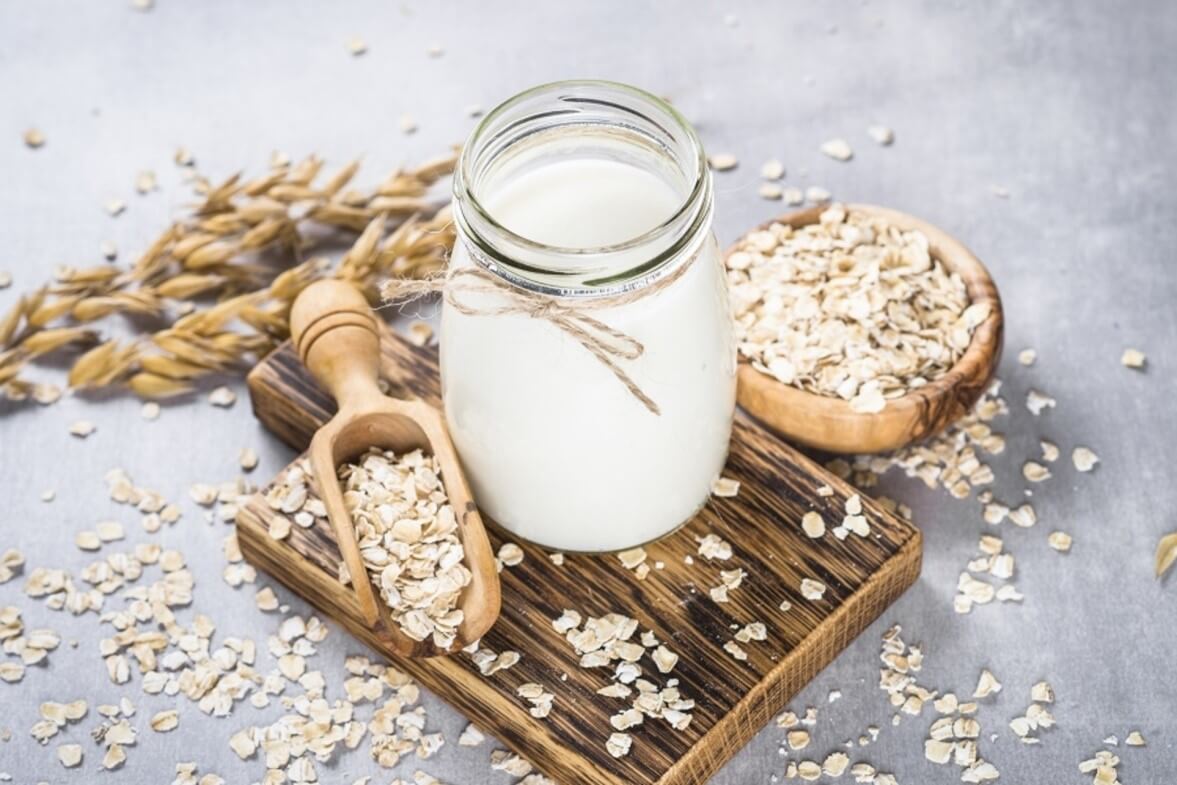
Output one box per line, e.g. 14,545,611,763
441,80,736,552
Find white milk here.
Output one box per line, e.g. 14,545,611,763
442,138,735,552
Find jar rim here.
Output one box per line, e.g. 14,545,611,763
453,80,713,298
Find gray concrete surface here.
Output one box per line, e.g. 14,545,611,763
1,1,1175,782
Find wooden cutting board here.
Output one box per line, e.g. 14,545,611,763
237,326,922,785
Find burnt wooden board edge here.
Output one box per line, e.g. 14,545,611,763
662,532,921,783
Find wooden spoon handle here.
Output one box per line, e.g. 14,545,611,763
290,280,384,413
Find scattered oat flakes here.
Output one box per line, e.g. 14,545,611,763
458,723,485,746
1026,389,1056,415
758,182,783,200
804,185,832,204
255,586,279,611
723,640,748,661
135,170,157,194
606,732,632,758
140,401,160,420
955,572,996,613
711,477,740,497
74,531,101,551
787,729,811,750
801,511,825,538
1048,531,1072,552
96,521,125,542
867,125,895,145
1008,503,1036,528
208,386,236,407
69,419,96,438
516,682,555,718
497,542,524,568
652,645,678,674
106,199,126,217
400,115,418,134
1072,447,1099,472
1121,348,1146,369
983,502,1009,525
760,159,785,180
57,743,83,767
820,138,853,161
1018,348,1037,366
471,646,520,677
1023,460,1051,482
103,742,127,770
1009,686,1056,745
0,550,23,584
150,709,179,732
696,533,732,560
1079,749,1122,784
973,669,1002,699
32,382,60,404
239,447,259,472
1031,681,1055,703
1126,730,1146,746
348,37,367,55
823,751,850,776
617,547,646,570
800,578,826,601
708,153,738,171
23,128,46,148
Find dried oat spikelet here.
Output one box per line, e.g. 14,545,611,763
1156,532,1177,579
2,151,457,404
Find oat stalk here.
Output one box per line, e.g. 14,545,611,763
1,151,458,404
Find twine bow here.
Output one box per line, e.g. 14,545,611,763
382,266,661,415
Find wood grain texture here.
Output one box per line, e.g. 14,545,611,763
239,325,922,785
734,203,1004,454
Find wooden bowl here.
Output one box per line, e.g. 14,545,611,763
732,203,1003,454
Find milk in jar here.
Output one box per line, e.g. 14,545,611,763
441,80,736,552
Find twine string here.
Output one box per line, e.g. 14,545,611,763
383,266,668,415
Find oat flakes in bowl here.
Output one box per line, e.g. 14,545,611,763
726,203,1002,453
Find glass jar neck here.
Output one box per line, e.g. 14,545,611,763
452,80,713,300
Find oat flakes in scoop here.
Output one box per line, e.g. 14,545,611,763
727,204,990,413
339,447,471,649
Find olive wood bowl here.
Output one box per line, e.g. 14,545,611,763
731,203,1003,455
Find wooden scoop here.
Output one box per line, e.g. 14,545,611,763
289,279,500,658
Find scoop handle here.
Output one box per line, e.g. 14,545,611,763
290,280,384,413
